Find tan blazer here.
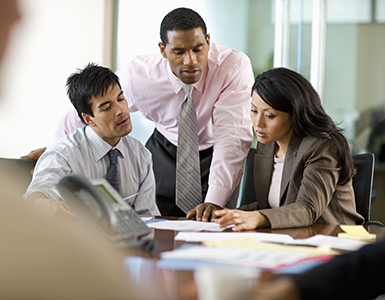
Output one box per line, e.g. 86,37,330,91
239,134,364,229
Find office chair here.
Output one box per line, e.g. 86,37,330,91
239,149,384,227
352,153,384,227
0,157,36,199
239,148,257,206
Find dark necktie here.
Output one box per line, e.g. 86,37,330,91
106,149,119,192
176,84,202,213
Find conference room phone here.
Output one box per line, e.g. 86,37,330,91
56,174,153,249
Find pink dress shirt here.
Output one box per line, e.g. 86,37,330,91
56,42,254,208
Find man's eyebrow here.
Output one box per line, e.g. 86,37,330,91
171,43,205,51
97,101,111,109
97,91,124,109
193,43,205,48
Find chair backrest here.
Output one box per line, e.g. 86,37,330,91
351,153,383,224
239,148,257,207
0,158,36,199
352,153,384,226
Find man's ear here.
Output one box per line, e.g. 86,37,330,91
158,42,167,59
82,113,95,127
206,34,211,48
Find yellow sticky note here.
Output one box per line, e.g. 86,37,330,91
338,225,376,242
340,225,370,236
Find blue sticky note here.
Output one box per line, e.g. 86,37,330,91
145,218,167,224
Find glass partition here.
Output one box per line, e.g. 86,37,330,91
275,0,385,154
276,0,385,223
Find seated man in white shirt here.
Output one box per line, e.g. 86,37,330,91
25,63,160,219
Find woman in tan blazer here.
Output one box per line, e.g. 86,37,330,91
215,67,364,230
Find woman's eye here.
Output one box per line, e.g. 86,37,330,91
266,114,275,119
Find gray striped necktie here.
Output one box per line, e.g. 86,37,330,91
106,149,119,192
176,84,202,213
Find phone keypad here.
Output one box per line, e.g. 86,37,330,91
114,209,150,239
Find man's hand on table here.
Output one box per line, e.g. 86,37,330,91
186,203,222,222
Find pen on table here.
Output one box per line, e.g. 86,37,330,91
123,193,139,202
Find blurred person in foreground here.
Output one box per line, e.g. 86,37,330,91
0,1,145,299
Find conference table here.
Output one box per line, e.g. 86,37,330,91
122,218,385,300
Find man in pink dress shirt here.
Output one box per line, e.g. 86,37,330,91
25,7,254,220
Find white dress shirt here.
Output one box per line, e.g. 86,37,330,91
268,155,285,208
26,126,160,216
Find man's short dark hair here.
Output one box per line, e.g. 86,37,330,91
66,63,121,124
160,7,207,46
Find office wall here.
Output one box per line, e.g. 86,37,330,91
247,0,275,76
356,23,385,112
0,0,106,158
323,24,359,144
323,23,385,147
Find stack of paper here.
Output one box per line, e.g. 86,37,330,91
159,234,340,272
151,221,374,273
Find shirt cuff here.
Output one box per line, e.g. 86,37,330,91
204,184,234,208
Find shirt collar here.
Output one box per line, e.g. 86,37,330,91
85,126,125,161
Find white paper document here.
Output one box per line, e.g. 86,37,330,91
146,220,228,232
290,234,368,252
175,231,295,244
175,232,368,252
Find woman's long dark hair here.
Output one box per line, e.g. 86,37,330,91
252,67,354,184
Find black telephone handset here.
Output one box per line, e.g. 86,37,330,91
56,174,152,248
